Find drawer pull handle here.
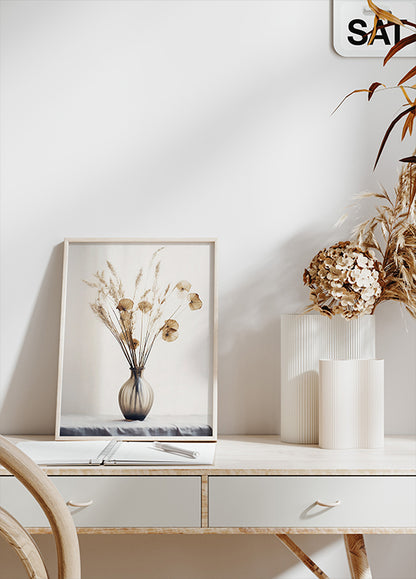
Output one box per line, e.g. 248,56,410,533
316,499,341,508
66,500,93,508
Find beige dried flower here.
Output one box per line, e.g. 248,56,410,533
189,293,203,311
138,300,153,314
161,319,179,342
116,298,134,311
176,280,191,293
304,241,384,319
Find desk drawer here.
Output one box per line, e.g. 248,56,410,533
0,476,201,528
209,476,416,528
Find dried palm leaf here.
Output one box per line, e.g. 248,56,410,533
336,1,416,169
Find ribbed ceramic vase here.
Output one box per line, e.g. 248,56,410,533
319,359,384,449
280,314,375,444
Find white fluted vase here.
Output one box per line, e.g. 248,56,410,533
280,314,375,444
319,359,384,449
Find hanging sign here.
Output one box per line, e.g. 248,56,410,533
333,0,416,57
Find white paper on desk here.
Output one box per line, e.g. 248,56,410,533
105,442,216,465
16,441,110,465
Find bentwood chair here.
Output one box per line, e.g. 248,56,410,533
0,435,81,579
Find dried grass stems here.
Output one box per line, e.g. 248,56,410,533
304,158,416,318
84,249,203,371
352,158,416,316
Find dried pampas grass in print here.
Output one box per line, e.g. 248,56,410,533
84,247,203,371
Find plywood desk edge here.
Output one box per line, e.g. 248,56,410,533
25,526,416,535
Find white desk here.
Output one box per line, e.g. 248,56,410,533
1,435,415,578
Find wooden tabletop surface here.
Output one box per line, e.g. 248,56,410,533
2,435,415,476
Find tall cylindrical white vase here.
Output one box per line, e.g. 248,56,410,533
280,314,375,444
319,359,384,449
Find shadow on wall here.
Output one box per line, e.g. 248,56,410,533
218,226,330,435
0,244,64,434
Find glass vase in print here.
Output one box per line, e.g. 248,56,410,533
118,366,154,421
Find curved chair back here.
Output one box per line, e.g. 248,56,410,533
0,435,81,579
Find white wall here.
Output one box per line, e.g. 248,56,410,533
1,1,415,577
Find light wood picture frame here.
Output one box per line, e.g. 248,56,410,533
56,238,217,441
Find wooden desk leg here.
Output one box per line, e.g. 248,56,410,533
201,475,208,528
276,534,329,579
344,534,372,579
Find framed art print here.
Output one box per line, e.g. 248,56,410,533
56,239,217,440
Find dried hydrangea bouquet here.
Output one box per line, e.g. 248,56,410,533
299,159,415,447
303,243,383,319
84,249,203,421
304,158,415,319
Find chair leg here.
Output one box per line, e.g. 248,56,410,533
0,506,48,579
344,534,372,579
276,534,329,578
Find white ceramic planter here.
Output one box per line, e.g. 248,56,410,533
280,314,375,444
319,359,384,449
